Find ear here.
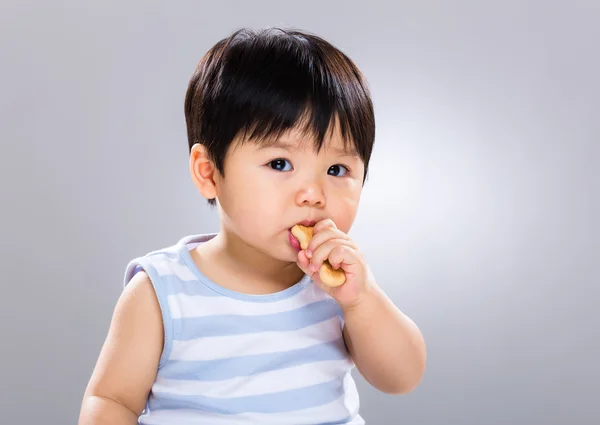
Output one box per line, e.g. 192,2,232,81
189,143,219,201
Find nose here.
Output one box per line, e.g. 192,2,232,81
295,180,326,207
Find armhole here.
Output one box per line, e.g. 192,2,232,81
124,257,173,369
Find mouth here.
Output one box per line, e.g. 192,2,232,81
287,220,317,251
295,219,317,228
288,229,302,251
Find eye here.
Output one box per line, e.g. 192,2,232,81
268,158,293,172
327,164,349,177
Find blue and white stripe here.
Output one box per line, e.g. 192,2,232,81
124,234,364,425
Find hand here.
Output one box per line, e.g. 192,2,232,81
296,219,372,309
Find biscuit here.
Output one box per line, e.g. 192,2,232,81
291,224,346,287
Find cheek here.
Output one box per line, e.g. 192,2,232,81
330,191,361,233
223,177,282,228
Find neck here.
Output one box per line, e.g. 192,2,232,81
205,227,305,290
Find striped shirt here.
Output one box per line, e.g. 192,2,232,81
124,234,364,425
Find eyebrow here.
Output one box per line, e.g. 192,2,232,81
260,139,359,157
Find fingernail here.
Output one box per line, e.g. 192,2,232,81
306,249,312,258
309,263,317,272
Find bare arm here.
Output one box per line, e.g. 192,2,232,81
342,281,426,395
79,272,163,424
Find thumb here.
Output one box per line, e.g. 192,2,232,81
296,250,312,275
297,250,329,291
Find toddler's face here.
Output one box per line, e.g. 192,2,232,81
215,126,365,262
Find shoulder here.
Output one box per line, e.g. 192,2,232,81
122,269,154,298
123,235,213,287
83,270,163,415
116,270,163,335
110,270,164,366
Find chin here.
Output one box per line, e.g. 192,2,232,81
246,237,294,263
272,241,300,263
237,228,299,263
274,247,299,263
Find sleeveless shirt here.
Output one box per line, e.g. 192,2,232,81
123,234,364,425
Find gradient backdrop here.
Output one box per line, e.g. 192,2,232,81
1,1,598,424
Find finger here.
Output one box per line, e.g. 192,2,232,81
297,249,311,271
309,239,354,272
327,244,359,269
296,250,316,278
299,260,331,291
313,218,337,234
306,227,350,258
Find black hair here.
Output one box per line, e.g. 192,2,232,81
184,27,376,205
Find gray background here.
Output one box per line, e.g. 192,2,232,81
1,1,598,424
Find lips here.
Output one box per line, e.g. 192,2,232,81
297,219,317,227
288,230,301,251
288,220,318,251
288,220,316,250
